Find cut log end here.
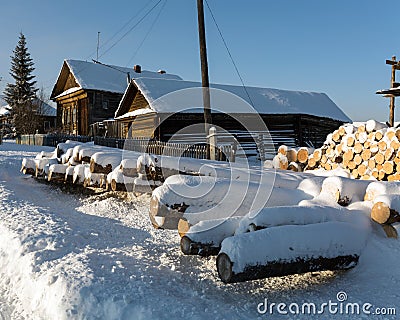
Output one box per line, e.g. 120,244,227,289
178,219,191,238
217,253,234,283
371,202,400,224
110,179,128,192
180,236,194,255
297,149,309,164
180,236,220,257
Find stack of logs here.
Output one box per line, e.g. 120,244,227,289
273,120,400,181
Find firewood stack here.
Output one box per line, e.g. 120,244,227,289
272,120,400,181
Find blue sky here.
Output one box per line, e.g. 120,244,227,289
1,0,400,122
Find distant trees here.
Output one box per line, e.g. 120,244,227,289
3,32,39,134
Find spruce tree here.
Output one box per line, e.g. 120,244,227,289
4,33,39,134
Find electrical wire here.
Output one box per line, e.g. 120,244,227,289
84,0,157,61
99,0,163,59
42,0,163,99
56,0,163,96
204,0,256,109
125,0,168,67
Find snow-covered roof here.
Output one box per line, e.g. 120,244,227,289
36,99,56,117
0,105,11,116
0,99,56,117
53,87,82,99
115,108,155,120
118,78,350,122
52,60,183,99
0,95,7,107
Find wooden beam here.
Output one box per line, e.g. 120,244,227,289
386,59,398,65
390,56,397,127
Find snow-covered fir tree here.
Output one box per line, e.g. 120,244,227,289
4,33,39,134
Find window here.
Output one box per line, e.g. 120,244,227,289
102,100,109,110
44,121,50,131
72,107,77,124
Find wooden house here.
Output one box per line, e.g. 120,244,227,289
35,99,57,133
50,59,182,135
0,96,56,134
0,107,11,128
0,95,11,127
113,78,351,150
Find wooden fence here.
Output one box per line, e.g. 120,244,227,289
94,136,234,162
16,134,92,147
16,131,274,162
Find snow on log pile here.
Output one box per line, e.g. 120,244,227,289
47,164,69,182
150,173,313,230
20,140,159,195
180,217,243,256
17,138,400,282
149,162,400,282
271,120,400,181
20,158,36,175
217,220,370,283
89,151,123,174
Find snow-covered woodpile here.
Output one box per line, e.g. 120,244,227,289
151,171,386,283
21,140,162,195
20,132,400,284
271,120,400,181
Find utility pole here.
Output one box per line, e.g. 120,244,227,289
197,0,212,158
386,56,400,127
97,32,101,61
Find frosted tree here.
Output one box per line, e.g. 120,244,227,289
4,33,39,134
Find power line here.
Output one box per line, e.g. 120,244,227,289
63,2,164,96
83,0,157,61
204,0,256,109
42,2,163,99
125,0,168,67
99,0,164,59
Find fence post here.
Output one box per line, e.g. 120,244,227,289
230,141,237,162
208,126,217,161
257,133,265,162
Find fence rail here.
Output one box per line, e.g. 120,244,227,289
94,136,233,161
16,134,93,147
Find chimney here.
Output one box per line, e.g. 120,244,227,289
158,70,166,74
133,65,141,73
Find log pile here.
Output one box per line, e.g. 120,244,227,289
19,132,400,283
20,141,149,195
272,120,400,181
217,221,369,283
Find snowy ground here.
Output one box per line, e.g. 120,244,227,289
0,141,399,319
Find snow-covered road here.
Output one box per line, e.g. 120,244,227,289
0,141,399,319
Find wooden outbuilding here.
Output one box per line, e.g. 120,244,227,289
50,60,181,135
113,78,351,151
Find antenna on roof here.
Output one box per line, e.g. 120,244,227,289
92,59,128,75
96,32,101,61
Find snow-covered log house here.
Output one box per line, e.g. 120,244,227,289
50,60,182,136
113,78,351,149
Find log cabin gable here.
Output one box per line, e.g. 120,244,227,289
63,72,79,92
115,81,152,118
51,61,81,99
129,90,149,113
